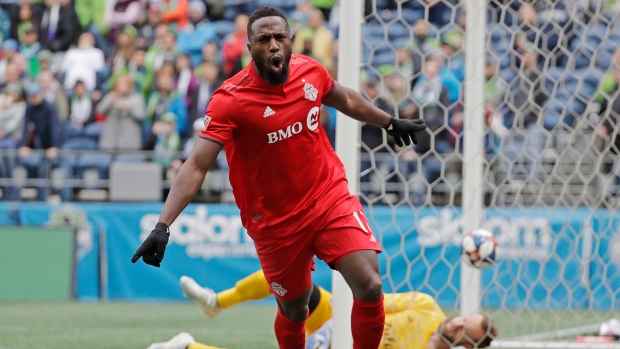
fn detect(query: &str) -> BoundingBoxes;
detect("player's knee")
[355,277,383,302]
[280,304,309,322]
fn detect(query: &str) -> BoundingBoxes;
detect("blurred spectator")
[438,35,465,83]
[0,82,25,149]
[144,72,187,148]
[15,81,62,201]
[189,60,220,131]
[97,74,145,151]
[1,62,22,92]
[145,23,169,71]
[501,44,546,178]
[424,0,455,28]
[359,74,397,199]
[160,0,189,30]
[395,48,414,93]
[16,3,36,43]
[177,0,216,67]
[39,70,69,122]
[485,55,506,109]
[0,39,18,85]
[146,27,177,72]
[73,0,108,43]
[174,53,198,108]
[137,4,163,47]
[411,55,449,123]
[104,0,144,30]
[519,0,577,67]
[288,0,312,38]
[108,25,137,71]
[0,1,18,41]
[0,82,24,198]
[595,49,620,158]
[18,23,41,78]
[35,49,56,76]
[61,32,105,93]
[152,111,181,169]
[505,45,545,132]
[0,7,10,44]
[222,13,248,77]
[67,80,96,136]
[201,40,222,70]
[106,45,154,98]
[292,9,334,70]
[406,20,438,88]
[34,0,81,53]
[169,117,203,176]
[310,0,335,23]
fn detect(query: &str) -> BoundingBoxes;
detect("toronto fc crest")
[271,282,287,296]
[302,79,318,101]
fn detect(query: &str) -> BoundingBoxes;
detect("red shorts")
[249,195,382,302]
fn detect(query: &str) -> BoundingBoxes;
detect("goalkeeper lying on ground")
[147,271,497,349]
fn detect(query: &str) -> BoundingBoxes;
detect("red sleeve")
[199,89,238,145]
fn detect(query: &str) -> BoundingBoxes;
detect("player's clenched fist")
[131,222,170,267]
[383,117,427,147]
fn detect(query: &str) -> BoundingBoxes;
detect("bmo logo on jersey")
[267,107,320,144]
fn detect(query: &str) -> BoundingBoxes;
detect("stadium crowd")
[0,0,618,203]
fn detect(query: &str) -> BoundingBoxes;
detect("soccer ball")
[461,229,499,269]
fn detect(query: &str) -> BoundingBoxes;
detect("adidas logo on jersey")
[263,106,275,117]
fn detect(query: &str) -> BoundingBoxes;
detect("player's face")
[435,314,486,349]
[247,16,292,86]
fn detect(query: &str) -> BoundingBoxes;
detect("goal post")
[333,0,363,348]
[460,0,487,316]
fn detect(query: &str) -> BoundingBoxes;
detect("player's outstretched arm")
[322,80,392,128]
[132,137,222,267]
[322,81,426,146]
[158,137,222,225]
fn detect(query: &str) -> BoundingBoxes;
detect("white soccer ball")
[461,229,499,269]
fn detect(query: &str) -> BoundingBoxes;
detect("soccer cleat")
[146,332,195,349]
[180,276,222,318]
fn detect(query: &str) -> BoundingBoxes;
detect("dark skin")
[156,16,392,322]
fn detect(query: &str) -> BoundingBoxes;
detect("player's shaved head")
[247,6,288,37]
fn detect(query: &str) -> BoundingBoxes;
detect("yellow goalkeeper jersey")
[379,292,447,349]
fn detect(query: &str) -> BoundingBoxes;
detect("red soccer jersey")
[199,54,351,236]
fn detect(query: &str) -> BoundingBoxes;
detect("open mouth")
[270,55,283,72]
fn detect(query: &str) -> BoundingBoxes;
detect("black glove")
[383,117,427,147]
[131,222,170,267]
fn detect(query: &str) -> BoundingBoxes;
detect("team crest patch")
[271,282,287,296]
[202,116,211,131]
[302,79,318,101]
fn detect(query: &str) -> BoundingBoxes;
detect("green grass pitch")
[0,302,278,349]
[0,301,609,348]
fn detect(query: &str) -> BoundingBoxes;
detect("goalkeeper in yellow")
[147,271,497,349]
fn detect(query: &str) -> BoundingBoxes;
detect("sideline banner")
[3,203,620,309]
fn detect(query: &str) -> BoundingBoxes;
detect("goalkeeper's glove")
[131,222,170,267]
[383,117,427,147]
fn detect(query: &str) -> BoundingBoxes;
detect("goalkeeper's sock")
[351,295,385,349]
[306,286,333,334]
[188,343,224,349]
[217,270,271,308]
[274,308,306,349]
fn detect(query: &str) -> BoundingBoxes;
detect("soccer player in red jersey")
[132,6,426,349]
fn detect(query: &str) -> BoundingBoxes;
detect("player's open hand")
[384,117,427,147]
[131,222,170,267]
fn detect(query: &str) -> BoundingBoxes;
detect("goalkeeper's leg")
[180,270,271,318]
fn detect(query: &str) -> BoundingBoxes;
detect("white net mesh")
[357,0,620,347]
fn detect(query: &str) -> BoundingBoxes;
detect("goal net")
[341,0,620,347]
